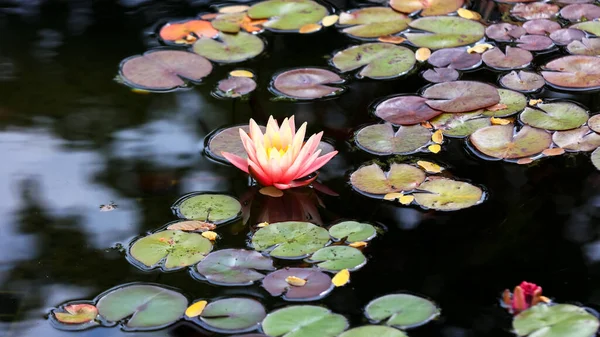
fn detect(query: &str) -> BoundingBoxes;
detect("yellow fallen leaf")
[517,158,534,165]
[432,130,443,144]
[285,276,307,287]
[540,296,551,303]
[467,43,494,54]
[299,23,322,34]
[529,98,543,106]
[230,70,254,78]
[260,186,284,197]
[383,192,404,201]
[332,269,350,287]
[428,144,441,153]
[218,5,250,13]
[167,220,216,231]
[185,300,207,318]
[486,103,508,111]
[490,117,512,125]
[421,121,433,129]
[543,148,565,156]
[202,231,218,241]
[398,194,415,205]
[378,35,406,44]
[417,160,443,173]
[321,14,339,27]
[457,8,482,20]
[131,88,150,94]
[257,222,269,228]
[349,241,368,248]
[415,47,431,61]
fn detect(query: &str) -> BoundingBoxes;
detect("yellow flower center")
[267,145,290,159]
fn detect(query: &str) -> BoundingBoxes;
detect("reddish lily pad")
[374,96,443,125]
[390,0,463,16]
[430,111,491,138]
[247,0,328,31]
[422,67,459,83]
[338,7,411,39]
[54,304,98,324]
[557,0,595,3]
[470,125,552,160]
[350,163,426,196]
[552,126,600,151]
[560,4,600,21]
[331,43,416,79]
[262,268,333,301]
[542,55,600,90]
[405,16,485,49]
[217,77,257,98]
[550,28,585,45]
[482,47,533,70]
[195,249,275,286]
[193,32,264,63]
[272,68,344,99]
[523,19,561,35]
[520,102,588,131]
[516,35,554,51]
[355,123,433,155]
[485,23,526,42]
[198,298,266,334]
[588,115,600,133]
[511,3,559,20]
[571,21,600,36]
[567,37,600,56]
[119,50,212,91]
[159,19,218,43]
[427,48,482,70]
[422,81,501,113]
[499,70,545,92]
[482,89,527,117]
[413,179,484,211]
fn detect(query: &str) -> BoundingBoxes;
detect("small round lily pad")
[413,178,484,211]
[428,47,482,70]
[430,111,491,138]
[520,102,588,131]
[198,298,266,334]
[513,304,599,337]
[542,56,600,90]
[482,47,533,70]
[251,221,330,259]
[588,115,600,133]
[374,96,443,125]
[172,193,242,224]
[247,0,328,32]
[331,43,416,79]
[365,294,440,329]
[470,125,552,160]
[405,16,485,49]
[329,221,377,242]
[262,268,334,301]
[422,68,459,83]
[486,23,526,42]
[261,305,349,337]
[350,163,426,196]
[355,123,432,155]
[216,77,257,98]
[195,249,275,286]
[193,32,264,63]
[338,7,411,39]
[516,35,554,51]
[500,70,545,92]
[272,68,344,99]
[552,126,600,152]
[422,81,501,113]
[339,326,407,337]
[53,304,98,325]
[307,246,366,272]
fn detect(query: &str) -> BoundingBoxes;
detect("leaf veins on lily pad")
[251,221,330,259]
[331,43,416,79]
[272,68,345,99]
[338,7,411,39]
[198,298,266,334]
[405,16,485,50]
[193,32,264,63]
[365,293,440,329]
[470,125,552,160]
[261,305,348,337]
[513,304,599,337]
[355,123,432,155]
[520,102,588,131]
[390,0,463,16]
[413,178,484,211]
[350,163,426,196]
[262,268,334,301]
[195,249,275,286]
[422,81,501,113]
[247,0,328,32]
[374,96,443,125]
[516,35,554,52]
[482,47,533,70]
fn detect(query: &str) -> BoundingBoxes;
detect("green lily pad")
[338,7,411,39]
[261,305,349,337]
[390,0,463,16]
[199,298,266,334]
[96,284,188,330]
[53,304,98,325]
[251,221,330,259]
[307,246,366,272]
[552,126,600,152]
[373,96,443,125]
[513,304,599,337]
[520,102,588,131]
[129,230,213,270]
[482,89,527,117]
[328,221,377,242]
[355,123,432,155]
[405,16,485,49]
[470,125,552,160]
[500,70,545,93]
[430,111,491,138]
[592,147,600,170]
[413,178,484,211]
[571,21,600,36]
[331,43,416,79]
[193,32,264,63]
[365,294,440,329]
[338,326,408,337]
[262,268,334,301]
[172,193,242,223]
[206,125,266,163]
[422,81,501,113]
[542,56,600,90]
[350,163,426,196]
[195,249,275,286]
[247,0,328,31]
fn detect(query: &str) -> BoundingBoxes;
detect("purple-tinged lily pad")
[516,35,554,51]
[405,16,485,50]
[355,123,433,155]
[552,126,600,151]
[247,0,328,32]
[374,96,443,125]
[193,32,264,63]
[560,4,600,21]
[541,55,600,90]
[482,47,533,70]
[486,23,526,42]
[262,268,333,301]
[198,298,266,334]
[195,249,275,286]
[592,147,600,170]
[54,304,98,325]
[430,111,491,138]
[306,246,366,272]
[500,70,545,92]
[523,19,561,35]
[520,102,588,131]
[217,77,257,98]
[557,0,594,3]
[422,81,501,113]
[272,68,344,99]
[119,50,212,91]
[390,0,463,16]
[549,28,585,45]
[511,3,559,20]
[422,67,459,83]
[483,89,527,117]
[567,37,600,56]
[331,43,416,79]
[350,163,426,196]
[571,21,600,36]
[428,48,482,70]
[470,125,552,160]
[338,7,411,39]
[588,115,600,133]
[206,125,266,163]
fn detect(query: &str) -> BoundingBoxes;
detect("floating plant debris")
[247,0,328,32]
[307,246,366,272]
[427,47,481,70]
[216,76,257,98]
[185,301,207,318]
[197,298,266,334]
[159,19,218,43]
[271,68,344,99]
[251,221,330,259]
[482,47,533,70]
[422,81,501,113]
[206,125,266,163]
[195,249,275,286]
[405,16,485,49]
[261,305,348,337]
[415,48,431,62]
[499,70,545,92]
[328,221,376,242]
[193,32,264,63]
[374,96,443,125]
[413,178,483,211]
[365,293,440,329]
[332,269,350,287]
[552,126,600,152]
[331,43,416,79]
[354,123,432,155]
[512,304,599,337]
[422,67,459,83]
[470,125,552,160]
[350,163,426,196]
[53,304,98,324]
[338,7,411,39]
[339,326,407,337]
[172,193,242,223]
[262,268,334,300]
[166,220,216,232]
[389,0,463,16]
[520,102,588,131]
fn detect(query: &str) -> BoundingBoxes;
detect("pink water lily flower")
[222,116,338,190]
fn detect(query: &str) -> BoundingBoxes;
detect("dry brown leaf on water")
[230,70,254,78]
[486,103,508,111]
[490,117,512,125]
[185,301,207,318]
[428,144,442,153]
[218,5,250,13]
[421,121,433,129]
[378,36,406,44]
[260,186,284,197]
[457,8,482,21]
[517,158,534,165]
[201,231,218,241]
[543,148,565,156]
[285,276,307,287]
[468,43,494,54]
[167,220,216,231]
[529,98,543,106]
[416,47,432,61]
[322,14,339,27]
[299,23,322,34]
[349,241,368,248]
[241,16,267,33]
[257,222,269,228]
[432,130,444,144]
[332,269,350,287]
[417,160,443,173]
[200,13,219,20]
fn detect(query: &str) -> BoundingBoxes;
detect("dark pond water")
[2,0,600,336]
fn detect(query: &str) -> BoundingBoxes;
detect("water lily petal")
[221,152,250,173]
[296,151,338,178]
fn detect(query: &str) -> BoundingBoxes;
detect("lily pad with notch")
[355,123,433,155]
[571,21,600,36]
[195,249,275,286]
[422,81,501,113]
[550,28,585,46]
[338,7,411,39]
[373,96,443,125]
[405,16,485,50]
[389,0,463,16]
[262,268,334,301]
[329,221,377,243]
[482,89,527,117]
[500,70,545,92]
[339,326,407,337]
[511,3,559,20]
[482,47,533,70]
[513,304,599,337]
[261,305,349,337]
[206,125,266,163]
[172,193,242,224]
[422,68,459,83]
[567,38,600,56]
[119,50,213,91]
[193,32,264,63]
[365,293,440,329]
[51,303,98,328]
[247,0,328,32]
[430,111,491,138]
[516,35,554,52]
[196,298,266,334]
[542,56,600,90]
[523,19,561,35]
[350,163,426,196]
[271,68,345,99]
[427,47,482,70]
[520,102,588,131]
[560,4,600,21]
[216,76,257,98]
[251,221,330,259]
[307,246,366,272]
[331,43,416,79]
[485,23,526,42]
[552,126,600,151]
[470,125,552,160]
[413,178,484,211]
